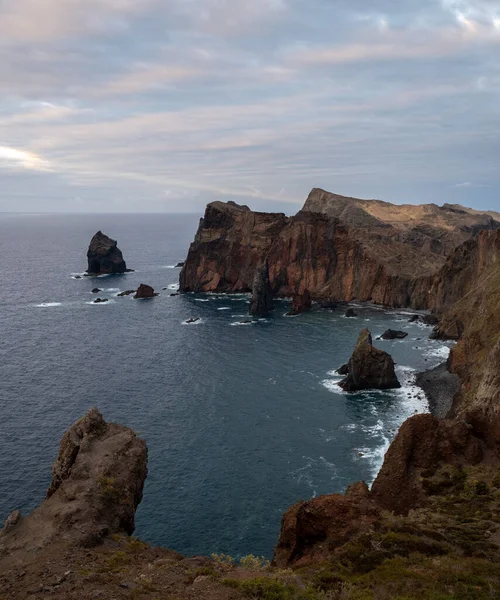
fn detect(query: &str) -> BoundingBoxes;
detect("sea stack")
[288,290,312,316]
[340,329,400,391]
[86,231,131,275]
[249,259,274,317]
[134,284,159,299]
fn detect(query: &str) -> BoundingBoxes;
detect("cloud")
[0,146,50,171]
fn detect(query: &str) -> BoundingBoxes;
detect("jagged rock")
[380,329,408,340]
[340,329,400,391]
[86,231,132,275]
[273,481,380,568]
[134,284,158,299]
[185,318,200,324]
[93,298,108,304]
[423,314,439,326]
[287,290,312,316]
[180,189,499,307]
[170,293,179,297]
[249,260,274,317]
[91,288,102,294]
[345,308,358,318]
[0,408,147,549]
[118,290,136,297]
[337,364,349,375]
[1,511,22,536]
[175,262,185,268]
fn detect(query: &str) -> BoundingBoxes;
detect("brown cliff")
[180,189,499,308]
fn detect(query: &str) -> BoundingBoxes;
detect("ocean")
[0,213,452,558]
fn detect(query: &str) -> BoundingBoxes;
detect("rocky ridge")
[180,189,500,308]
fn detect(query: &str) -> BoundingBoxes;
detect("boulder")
[249,259,274,317]
[340,329,401,391]
[423,314,439,326]
[380,329,408,340]
[118,290,136,297]
[408,314,421,323]
[86,231,132,275]
[318,300,338,310]
[93,298,108,304]
[345,308,358,318]
[134,284,158,299]
[287,290,312,316]
[91,288,102,294]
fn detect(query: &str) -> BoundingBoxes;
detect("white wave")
[105,288,120,292]
[195,298,209,302]
[217,307,231,311]
[231,314,246,318]
[321,378,343,393]
[168,283,180,291]
[424,346,451,360]
[162,265,177,269]
[230,320,254,326]
[36,302,62,308]
[86,299,115,306]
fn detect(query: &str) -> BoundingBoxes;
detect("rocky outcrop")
[287,290,312,316]
[180,189,499,308]
[134,284,158,299]
[249,260,274,317]
[86,231,131,275]
[0,408,147,550]
[273,481,381,568]
[371,413,484,514]
[380,329,408,340]
[340,329,400,391]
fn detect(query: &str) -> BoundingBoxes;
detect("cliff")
[180,189,499,308]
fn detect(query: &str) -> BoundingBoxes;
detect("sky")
[0,0,499,214]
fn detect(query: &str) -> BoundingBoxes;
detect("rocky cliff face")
[180,189,499,308]
[1,408,147,551]
[86,231,131,275]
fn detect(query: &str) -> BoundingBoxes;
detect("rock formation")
[86,231,131,275]
[134,284,159,299]
[345,308,358,317]
[249,260,274,317]
[380,329,408,340]
[180,189,500,308]
[340,329,400,391]
[0,408,147,550]
[287,290,312,316]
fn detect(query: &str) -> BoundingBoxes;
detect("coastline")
[416,362,460,418]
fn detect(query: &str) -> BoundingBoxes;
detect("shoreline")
[416,362,460,419]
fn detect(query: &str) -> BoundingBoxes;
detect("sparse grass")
[240,554,271,570]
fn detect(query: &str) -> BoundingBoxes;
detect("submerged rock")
[287,290,312,316]
[134,284,159,299]
[185,317,200,324]
[345,308,358,318]
[380,329,408,340]
[249,259,274,317]
[175,262,185,268]
[319,299,338,310]
[118,289,136,297]
[340,329,400,391]
[93,298,108,304]
[91,288,102,294]
[86,231,132,276]
[408,314,421,323]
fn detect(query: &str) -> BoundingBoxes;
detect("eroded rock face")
[249,260,274,317]
[273,481,381,568]
[371,414,484,514]
[0,408,147,549]
[288,290,312,316]
[180,189,500,308]
[340,329,400,391]
[134,284,158,299]
[86,231,131,275]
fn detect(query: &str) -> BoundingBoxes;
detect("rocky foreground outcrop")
[86,231,131,275]
[0,408,147,551]
[339,329,400,391]
[180,189,500,308]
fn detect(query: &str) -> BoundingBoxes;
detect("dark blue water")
[0,213,452,558]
